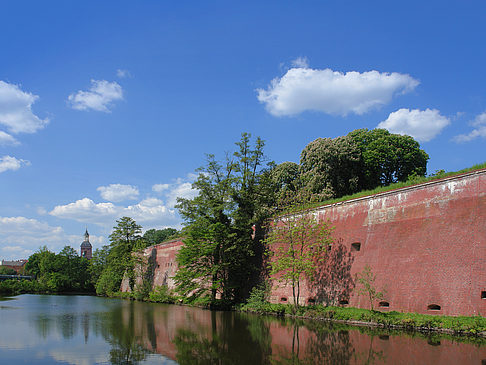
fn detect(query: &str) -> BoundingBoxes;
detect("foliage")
[0,279,45,295]
[23,245,92,293]
[175,133,275,304]
[299,129,429,201]
[96,217,143,296]
[356,265,386,311]
[143,228,179,246]
[0,266,17,275]
[148,285,177,303]
[348,128,429,188]
[300,135,362,200]
[266,197,333,310]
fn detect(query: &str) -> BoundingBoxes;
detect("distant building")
[80,229,93,259]
[0,259,28,274]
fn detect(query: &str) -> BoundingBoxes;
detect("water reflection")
[1,295,485,365]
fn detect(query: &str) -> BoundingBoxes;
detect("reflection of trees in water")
[101,301,150,365]
[353,335,385,365]
[271,320,355,365]
[174,311,273,365]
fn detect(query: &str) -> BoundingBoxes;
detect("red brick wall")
[129,169,486,317]
[270,169,486,316]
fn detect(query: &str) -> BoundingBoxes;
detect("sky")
[0,1,485,260]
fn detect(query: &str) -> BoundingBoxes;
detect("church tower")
[80,228,93,259]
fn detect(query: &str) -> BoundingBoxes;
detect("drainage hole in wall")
[351,242,361,252]
[481,291,486,299]
[307,298,316,304]
[280,297,287,302]
[339,299,349,305]
[378,301,390,308]
[427,304,441,311]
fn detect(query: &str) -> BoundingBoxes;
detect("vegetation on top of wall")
[282,161,486,215]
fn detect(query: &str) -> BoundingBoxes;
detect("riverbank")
[238,301,486,340]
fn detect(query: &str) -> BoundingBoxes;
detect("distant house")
[80,229,93,259]
[0,259,28,274]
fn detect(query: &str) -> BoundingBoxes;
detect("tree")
[299,129,429,201]
[266,198,333,310]
[0,266,17,275]
[348,128,429,188]
[96,217,143,295]
[175,133,274,303]
[143,228,178,246]
[356,265,386,311]
[299,135,362,201]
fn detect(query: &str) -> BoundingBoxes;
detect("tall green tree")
[175,133,274,303]
[96,217,143,295]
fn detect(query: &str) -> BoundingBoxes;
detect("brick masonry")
[125,169,486,316]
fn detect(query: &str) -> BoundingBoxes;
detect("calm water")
[0,295,484,364]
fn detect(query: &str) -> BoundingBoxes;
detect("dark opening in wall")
[379,335,389,341]
[280,297,287,302]
[481,291,486,299]
[427,304,441,311]
[339,299,349,305]
[351,242,361,252]
[379,301,390,308]
[307,298,315,304]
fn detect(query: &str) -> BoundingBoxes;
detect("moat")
[0,294,485,364]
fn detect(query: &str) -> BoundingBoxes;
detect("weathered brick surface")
[129,169,486,316]
[271,169,486,316]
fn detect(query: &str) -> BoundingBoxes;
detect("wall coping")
[283,168,486,218]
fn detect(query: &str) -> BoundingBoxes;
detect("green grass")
[238,301,486,338]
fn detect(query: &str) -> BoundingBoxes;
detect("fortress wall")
[270,169,486,316]
[128,169,486,316]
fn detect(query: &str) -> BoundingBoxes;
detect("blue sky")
[1,1,485,260]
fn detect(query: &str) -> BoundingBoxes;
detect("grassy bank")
[238,301,486,338]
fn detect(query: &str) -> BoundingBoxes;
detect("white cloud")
[291,57,309,68]
[0,131,19,145]
[97,183,139,202]
[166,182,198,207]
[49,197,178,226]
[152,179,198,207]
[152,183,170,193]
[453,112,486,142]
[0,216,105,260]
[68,80,123,112]
[0,80,49,134]
[257,67,419,117]
[116,69,131,78]
[0,155,30,173]
[377,108,450,142]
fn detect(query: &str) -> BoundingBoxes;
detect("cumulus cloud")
[291,57,309,68]
[0,216,105,260]
[377,108,450,142]
[0,131,18,145]
[0,155,30,173]
[0,80,49,134]
[49,197,177,226]
[97,183,139,202]
[68,80,123,112]
[152,178,198,207]
[257,67,419,117]
[152,183,170,193]
[453,112,486,143]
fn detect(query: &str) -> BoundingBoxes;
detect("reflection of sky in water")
[0,295,176,365]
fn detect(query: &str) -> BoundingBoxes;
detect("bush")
[148,285,176,304]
